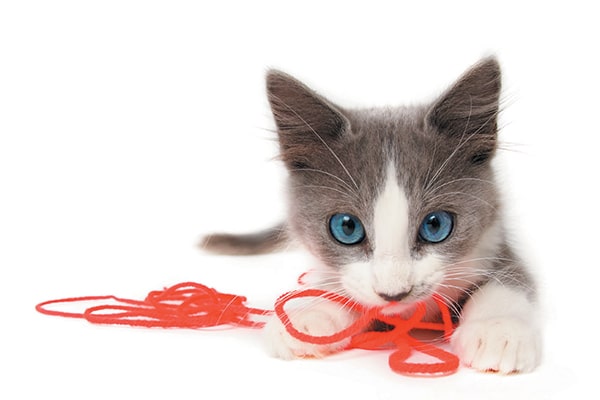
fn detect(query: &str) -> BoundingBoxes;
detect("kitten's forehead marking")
[372,162,410,260]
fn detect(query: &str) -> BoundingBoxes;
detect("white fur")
[263,300,354,359]
[371,163,412,296]
[452,283,541,374]
[265,162,541,372]
[341,163,445,306]
[434,219,504,316]
[373,164,410,259]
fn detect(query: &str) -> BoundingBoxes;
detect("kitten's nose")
[377,291,411,302]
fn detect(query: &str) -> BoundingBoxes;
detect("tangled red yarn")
[36,281,459,376]
[36,282,269,329]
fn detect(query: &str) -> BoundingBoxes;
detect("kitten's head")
[268,58,503,307]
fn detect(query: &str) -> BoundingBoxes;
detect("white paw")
[452,316,541,374]
[263,303,354,360]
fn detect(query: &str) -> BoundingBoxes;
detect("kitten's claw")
[263,303,353,360]
[452,316,541,374]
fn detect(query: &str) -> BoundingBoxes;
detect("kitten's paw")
[263,304,353,360]
[452,317,541,374]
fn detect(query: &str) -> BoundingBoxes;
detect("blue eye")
[329,213,365,245]
[419,211,454,243]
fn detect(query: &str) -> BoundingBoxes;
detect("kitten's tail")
[199,223,292,256]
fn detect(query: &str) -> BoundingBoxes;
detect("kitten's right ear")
[426,57,502,164]
[266,70,349,168]
[427,57,502,137]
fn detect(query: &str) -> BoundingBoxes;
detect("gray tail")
[199,223,291,256]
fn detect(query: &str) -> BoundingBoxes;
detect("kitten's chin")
[380,302,418,316]
[347,291,420,316]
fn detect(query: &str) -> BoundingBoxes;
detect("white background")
[1,1,598,399]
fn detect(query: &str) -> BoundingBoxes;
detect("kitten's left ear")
[266,70,350,169]
[426,57,502,163]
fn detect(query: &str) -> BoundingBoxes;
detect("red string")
[36,281,459,376]
[274,289,458,376]
[35,282,269,329]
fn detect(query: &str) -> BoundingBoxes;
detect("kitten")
[202,57,541,374]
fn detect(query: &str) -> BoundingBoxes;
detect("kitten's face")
[268,59,502,307]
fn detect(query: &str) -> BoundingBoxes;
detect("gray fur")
[201,224,290,255]
[202,57,535,299]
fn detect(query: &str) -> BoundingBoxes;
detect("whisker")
[443,260,536,293]
[271,94,360,192]
[291,184,360,202]
[423,177,495,199]
[425,97,475,191]
[290,167,359,196]
[430,289,463,319]
[425,191,497,210]
[425,106,498,192]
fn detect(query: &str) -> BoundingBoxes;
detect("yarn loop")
[36,280,459,376]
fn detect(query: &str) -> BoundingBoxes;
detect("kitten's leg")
[264,300,356,360]
[451,282,542,374]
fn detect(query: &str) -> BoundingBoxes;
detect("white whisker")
[272,94,360,192]
[423,177,495,199]
[426,191,497,210]
[425,103,498,193]
[290,167,359,196]
[291,184,359,202]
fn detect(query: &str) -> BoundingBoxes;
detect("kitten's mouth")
[377,288,440,316]
[376,288,413,303]
[344,283,436,310]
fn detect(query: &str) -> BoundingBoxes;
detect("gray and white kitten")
[203,57,541,374]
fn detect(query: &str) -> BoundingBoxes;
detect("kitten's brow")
[426,191,497,210]
[290,167,359,196]
[423,177,495,199]
[291,184,360,202]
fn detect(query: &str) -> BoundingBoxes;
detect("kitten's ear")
[426,57,501,163]
[266,70,350,168]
